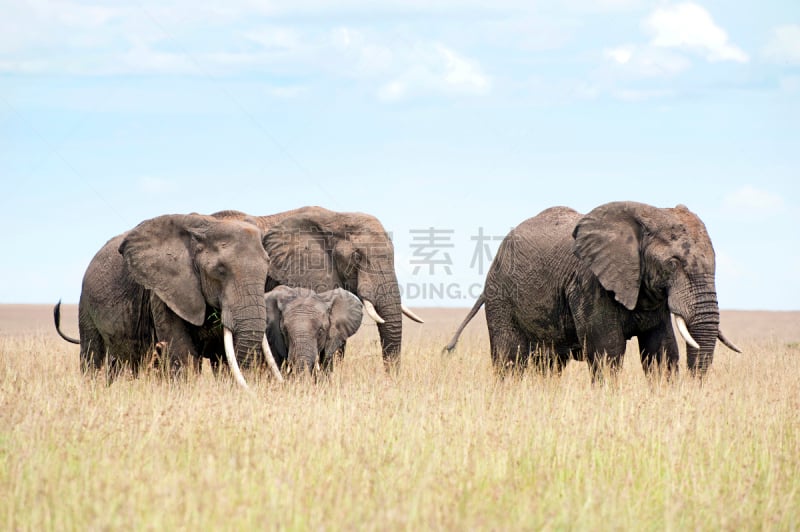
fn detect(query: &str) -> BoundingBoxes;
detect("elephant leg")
[106,354,124,385]
[78,317,106,376]
[150,296,196,380]
[210,356,221,376]
[570,294,626,384]
[486,302,530,376]
[638,320,680,378]
[580,330,626,384]
[547,348,570,376]
[320,352,335,374]
[80,337,105,376]
[489,325,530,377]
[130,357,141,378]
[529,343,568,376]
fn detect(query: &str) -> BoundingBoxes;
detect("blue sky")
[1,0,798,309]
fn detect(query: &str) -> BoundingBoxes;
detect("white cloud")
[601,2,748,89]
[612,88,675,101]
[328,27,394,76]
[244,27,303,52]
[436,45,491,93]
[644,3,748,63]
[378,80,408,101]
[723,185,785,214]
[605,46,634,64]
[0,2,491,103]
[603,45,691,76]
[377,43,490,102]
[763,24,800,64]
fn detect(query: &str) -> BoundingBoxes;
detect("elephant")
[264,286,363,375]
[212,207,424,373]
[445,201,741,381]
[53,213,283,389]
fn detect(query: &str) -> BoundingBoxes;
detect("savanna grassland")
[1,305,799,530]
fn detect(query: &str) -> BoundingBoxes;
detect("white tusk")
[262,335,284,383]
[363,300,385,324]
[224,327,253,393]
[673,314,700,349]
[401,304,424,324]
[718,329,742,353]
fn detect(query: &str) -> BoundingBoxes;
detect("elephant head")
[264,286,363,375]
[262,207,422,372]
[119,214,281,387]
[572,202,740,376]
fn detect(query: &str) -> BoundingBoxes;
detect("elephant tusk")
[718,329,742,353]
[401,304,425,324]
[262,334,284,383]
[363,300,385,324]
[223,328,253,393]
[673,314,700,349]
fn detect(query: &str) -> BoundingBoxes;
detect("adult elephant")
[54,214,283,389]
[213,207,423,373]
[264,286,363,375]
[445,202,740,381]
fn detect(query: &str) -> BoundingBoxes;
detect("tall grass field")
[1,305,798,530]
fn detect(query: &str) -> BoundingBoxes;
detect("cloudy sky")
[1,0,798,309]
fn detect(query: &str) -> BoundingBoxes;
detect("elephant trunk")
[374,293,402,373]
[223,288,269,371]
[685,298,720,378]
[670,275,720,377]
[685,321,719,377]
[287,334,319,376]
[233,323,264,370]
[357,273,402,373]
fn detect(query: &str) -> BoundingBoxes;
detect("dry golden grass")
[1,305,799,530]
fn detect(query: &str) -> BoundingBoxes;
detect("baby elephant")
[265,286,363,375]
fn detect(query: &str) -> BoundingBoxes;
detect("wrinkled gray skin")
[265,286,363,375]
[54,214,271,382]
[446,202,740,382]
[213,207,419,373]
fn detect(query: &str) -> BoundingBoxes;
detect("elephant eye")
[216,263,228,277]
[667,257,680,272]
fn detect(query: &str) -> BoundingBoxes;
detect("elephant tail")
[54,300,80,344]
[443,294,485,353]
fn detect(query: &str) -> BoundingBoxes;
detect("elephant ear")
[572,203,643,310]
[119,214,208,326]
[322,288,363,353]
[264,286,298,365]
[263,215,339,292]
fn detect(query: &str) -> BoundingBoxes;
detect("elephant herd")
[54,201,740,389]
